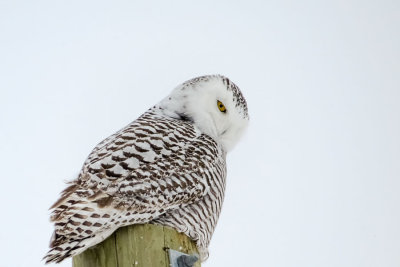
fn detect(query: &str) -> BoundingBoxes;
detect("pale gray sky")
[1,0,399,266]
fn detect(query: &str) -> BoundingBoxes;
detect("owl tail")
[43,234,89,264]
[43,224,118,264]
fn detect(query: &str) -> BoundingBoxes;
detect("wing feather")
[49,110,222,247]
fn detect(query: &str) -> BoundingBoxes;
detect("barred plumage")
[44,75,249,263]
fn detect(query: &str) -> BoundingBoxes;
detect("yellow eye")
[217,100,227,113]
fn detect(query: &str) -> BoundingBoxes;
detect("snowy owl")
[44,75,249,263]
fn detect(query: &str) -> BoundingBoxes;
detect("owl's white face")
[158,75,249,152]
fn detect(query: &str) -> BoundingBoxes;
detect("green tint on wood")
[72,224,201,267]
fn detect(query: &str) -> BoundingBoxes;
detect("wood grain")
[72,224,200,267]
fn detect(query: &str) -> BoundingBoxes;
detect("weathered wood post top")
[72,224,201,267]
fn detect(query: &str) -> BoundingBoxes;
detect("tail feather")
[43,226,117,264]
[43,239,86,264]
[44,183,151,263]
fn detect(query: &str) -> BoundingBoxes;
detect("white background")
[1,1,399,266]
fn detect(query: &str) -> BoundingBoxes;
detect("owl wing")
[45,110,224,263]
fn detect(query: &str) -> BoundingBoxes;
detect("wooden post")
[72,224,201,267]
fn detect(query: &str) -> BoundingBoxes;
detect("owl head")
[159,75,249,152]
